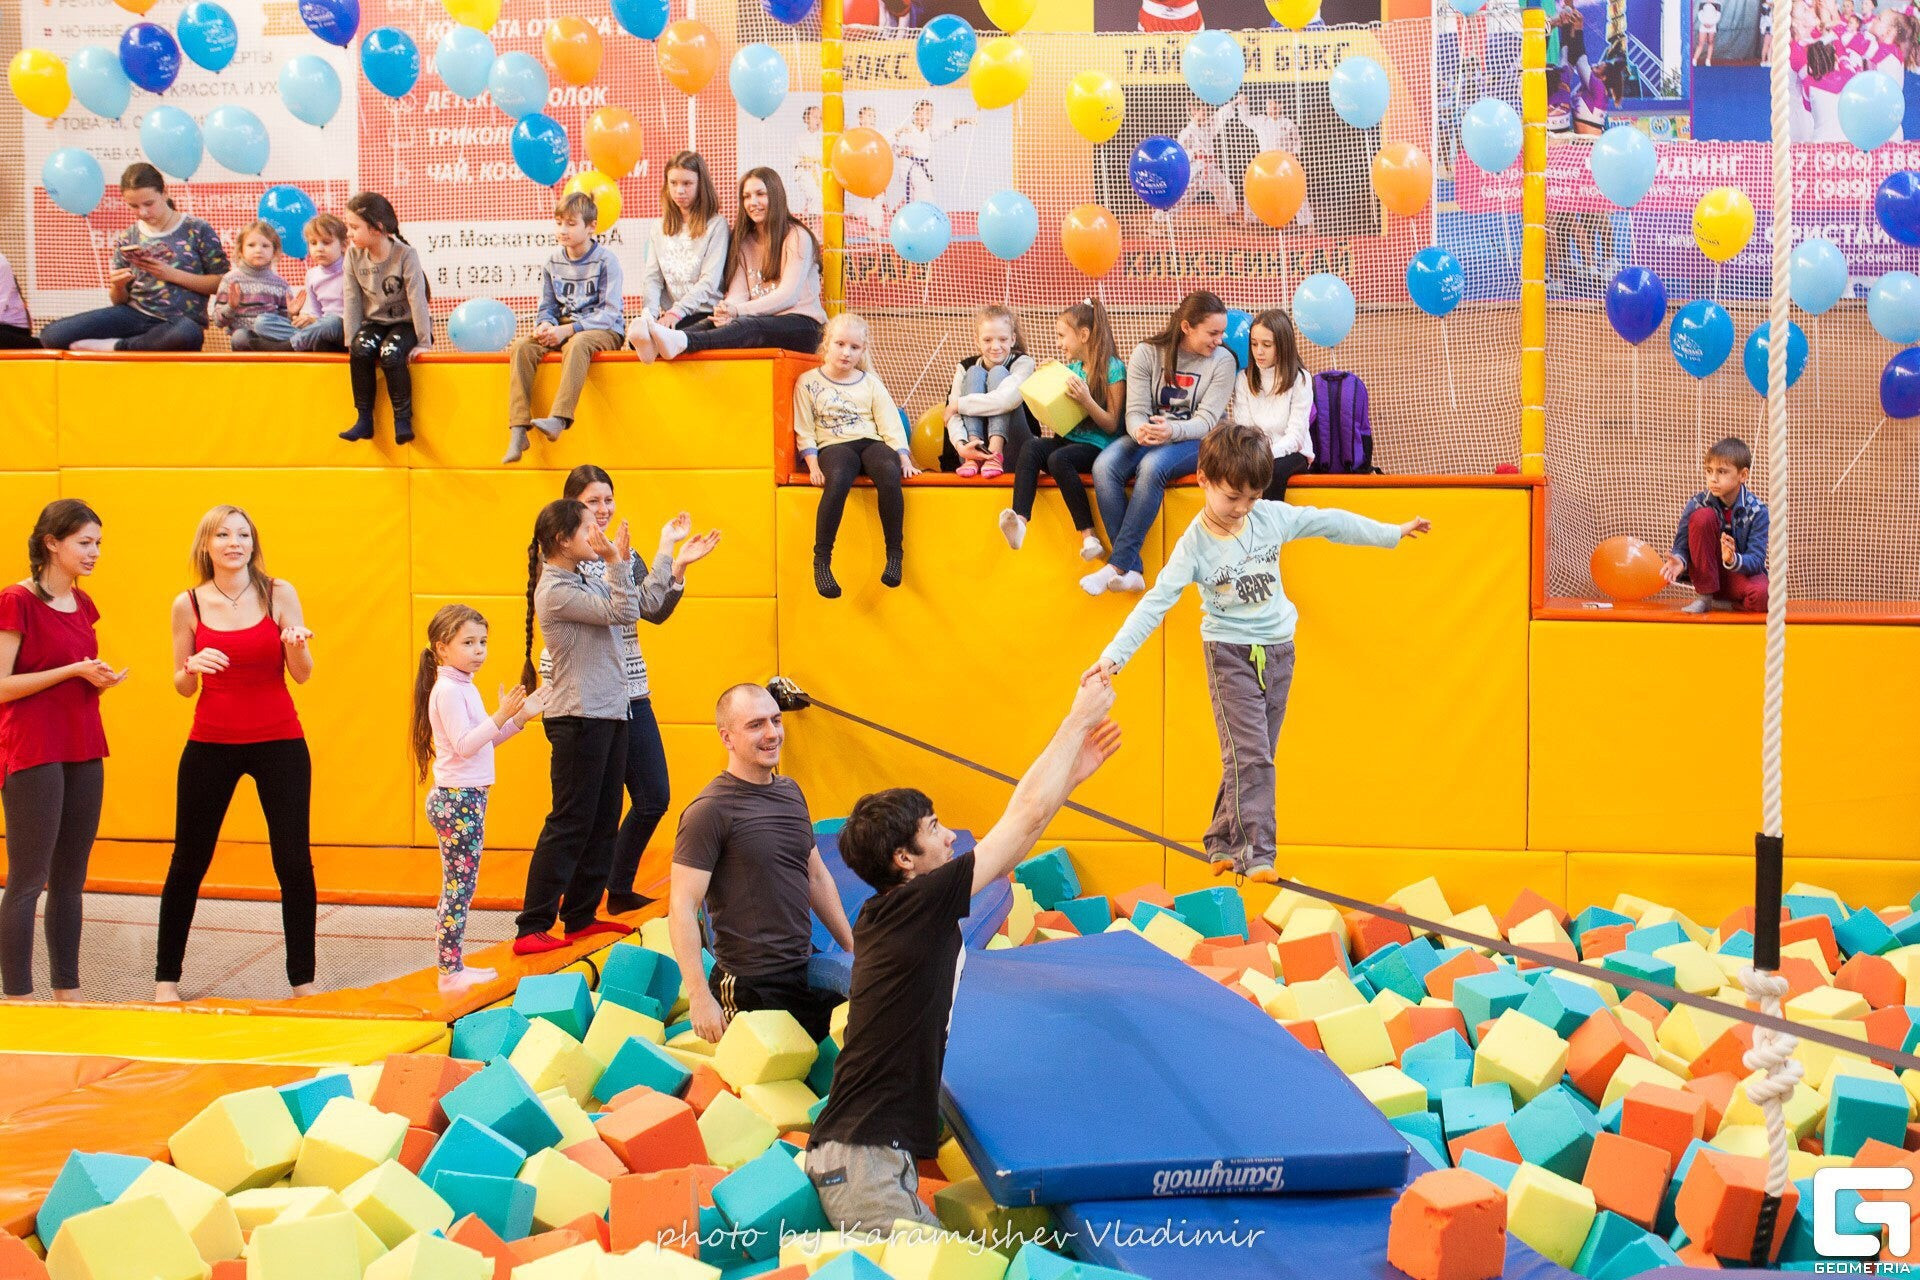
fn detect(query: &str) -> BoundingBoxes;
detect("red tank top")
[188,586,303,745]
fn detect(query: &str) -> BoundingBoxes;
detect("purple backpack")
[1308,369,1376,474]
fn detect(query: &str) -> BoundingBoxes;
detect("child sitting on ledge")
[1662,436,1770,614]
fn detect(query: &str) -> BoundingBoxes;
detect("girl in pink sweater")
[411,604,550,992]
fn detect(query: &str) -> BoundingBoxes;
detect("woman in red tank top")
[154,505,318,1003]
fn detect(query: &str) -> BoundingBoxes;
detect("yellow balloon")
[9,49,69,120]
[445,0,500,31]
[969,37,1031,111]
[565,169,623,227]
[981,0,1036,30]
[1066,70,1124,144]
[1265,0,1322,28]
[909,405,945,471]
[1693,186,1755,262]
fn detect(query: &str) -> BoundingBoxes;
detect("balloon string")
[1696,378,1704,455]
[1833,416,1886,493]
[1631,344,1639,438]
[902,334,947,406]
[1441,316,1457,412]
[1004,261,1011,307]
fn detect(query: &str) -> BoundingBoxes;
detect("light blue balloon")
[1743,321,1808,396]
[1328,56,1389,130]
[1839,69,1903,153]
[978,189,1037,260]
[435,26,495,100]
[1293,272,1356,347]
[1870,270,1920,344]
[70,47,131,120]
[204,105,269,175]
[729,44,787,120]
[1669,299,1734,378]
[259,185,317,259]
[611,0,671,39]
[140,104,203,180]
[1449,0,1490,10]
[488,52,548,120]
[1181,30,1244,106]
[1589,125,1656,208]
[361,27,420,99]
[510,112,568,185]
[42,148,105,217]
[279,55,342,127]
[448,298,516,353]
[1460,97,1521,173]
[1223,308,1251,369]
[177,3,238,73]
[1406,245,1464,318]
[1790,237,1847,316]
[915,14,975,87]
[890,201,951,264]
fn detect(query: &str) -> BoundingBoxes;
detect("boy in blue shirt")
[1086,424,1428,881]
[1661,436,1770,614]
[504,191,627,464]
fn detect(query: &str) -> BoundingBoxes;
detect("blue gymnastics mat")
[941,931,1410,1206]
[805,828,1013,998]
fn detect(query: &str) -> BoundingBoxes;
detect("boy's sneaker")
[1080,564,1119,596]
[998,509,1027,550]
[533,415,567,441]
[1079,534,1104,561]
[1681,597,1711,614]
[1112,570,1146,593]
[503,426,530,464]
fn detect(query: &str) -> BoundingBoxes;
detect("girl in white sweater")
[629,151,729,359]
[1232,309,1314,498]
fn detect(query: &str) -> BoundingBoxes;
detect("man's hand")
[1069,669,1116,729]
[688,987,726,1044]
[1070,719,1122,788]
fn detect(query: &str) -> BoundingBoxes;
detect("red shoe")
[563,919,633,942]
[513,931,566,955]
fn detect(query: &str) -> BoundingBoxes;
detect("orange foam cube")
[1349,912,1416,960]
[610,1166,725,1256]
[1674,1148,1798,1263]
[1247,918,1280,946]
[1780,915,1840,973]
[1779,956,1828,1001]
[1867,1007,1917,1051]
[1501,890,1571,935]
[595,1091,708,1174]
[1674,1242,1724,1269]
[1621,1083,1709,1165]
[1619,991,1669,1034]
[1578,924,1631,961]
[1516,941,1578,972]
[915,1176,948,1210]
[372,1055,480,1133]
[1581,1132,1672,1229]
[1448,1124,1522,1169]
[559,1212,611,1251]
[1280,1020,1322,1051]
[1276,932,1347,983]
[1387,1168,1508,1280]
[447,1214,514,1280]
[1032,910,1080,935]
[1208,942,1275,979]
[398,1125,437,1175]
[562,1138,629,1182]
[1690,1024,1755,1080]
[684,1064,732,1114]
[1426,951,1497,1001]
[0,1234,49,1280]
[508,1229,592,1265]
[1111,885,1175,920]
[1685,1072,1740,1139]
[210,1262,244,1280]
[1567,1009,1650,1103]
[1839,954,1907,1011]
[1387,1007,1471,1065]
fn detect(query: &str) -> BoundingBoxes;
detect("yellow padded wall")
[1568,852,1920,923]
[58,360,366,469]
[0,472,60,551]
[2,357,58,471]
[1160,487,1530,851]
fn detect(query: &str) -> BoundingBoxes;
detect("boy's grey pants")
[1201,640,1296,873]
[806,1139,940,1236]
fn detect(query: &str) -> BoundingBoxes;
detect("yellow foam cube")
[830,1002,851,1044]
[1438,906,1504,955]
[340,1161,453,1249]
[1237,970,1284,1010]
[48,1195,211,1280]
[880,1220,1011,1280]
[1610,895,1655,923]
[364,1233,492,1280]
[1099,920,1140,939]
[1279,907,1348,948]
[1005,883,1039,946]
[1506,1163,1597,1268]
[713,1010,816,1089]
[1651,1047,1693,1079]
[517,1149,610,1232]
[1388,879,1451,936]
[1474,1011,1571,1105]
[1787,986,1871,1023]
[1614,1007,1660,1055]
[244,1212,359,1280]
[1901,1068,1920,1115]
[932,1177,1052,1248]
[1315,1003,1394,1074]
[1710,1124,1771,1158]
[1260,888,1314,932]
[1794,1019,1870,1090]
[1787,882,1843,904]
[510,1018,604,1107]
[1369,989,1417,1023]
[1290,972,1366,1019]
[740,1079,822,1133]
[169,1087,304,1194]
[780,1230,888,1272]
[1791,1151,1852,1181]
[937,1138,975,1184]
[1637,907,1710,949]
[1034,928,1077,943]
[229,1188,331,1235]
[582,1000,667,1068]
[1723,1071,1825,1141]
[1016,360,1089,437]
[635,917,675,956]
[597,1245,719,1280]
[1260,984,1300,1022]
[509,1242,604,1280]
[121,1163,242,1263]
[537,1086,600,1149]
[1600,1053,1688,1109]
[292,1096,408,1192]
[985,935,1015,950]
[1508,910,1571,949]
[318,1066,384,1104]
[1651,942,1722,995]
[1349,1066,1428,1118]
[1823,1057,1905,1101]
[1140,911,1204,961]
[261,1192,388,1273]
[1655,1003,1738,1063]
[695,1090,779,1170]
[1781,938,1834,980]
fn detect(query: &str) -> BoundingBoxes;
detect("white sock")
[69,338,118,352]
[627,319,656,363]
[1080,564,1118,597]
[1113,570,1146,593]
[1079,534,1104,561]
[998,509,1026,550]
[653,319,688,360]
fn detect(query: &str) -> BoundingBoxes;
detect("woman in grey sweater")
[627,150,730,359]
[1083,291,1237,595]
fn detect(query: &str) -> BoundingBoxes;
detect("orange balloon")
[1371,142,1432,218]
[544,16,603,87]
[587,107,643,180]
[1061,203,1122,279]
[113,0,158,11]
[1590,536,1667,601]
[657,20,719,95]
[831,127,894,200]
[1245,150,1306,229]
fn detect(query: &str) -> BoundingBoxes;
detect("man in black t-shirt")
[805,676,1122,1234]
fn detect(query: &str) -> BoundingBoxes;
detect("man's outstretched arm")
[971,677,1123,896]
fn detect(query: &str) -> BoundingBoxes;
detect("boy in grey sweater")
[505,192,628,463]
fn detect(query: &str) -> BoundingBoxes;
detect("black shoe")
[339,420,374,442]
[606,892,653,915]
[814,555,841,599]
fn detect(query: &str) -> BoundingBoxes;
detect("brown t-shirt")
[672,772,816,977]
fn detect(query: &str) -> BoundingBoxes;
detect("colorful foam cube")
[120,1163,242,1264]
[1389,879,1453,936]
[1057,896,1113,937]
[517,1149,611,1232]
[1457,1151,1517,1190]
[0,1233,49,1280]
[930,1177,1053,1250]
[514,973,596,1042]
[607,1244,719,1278]
[697,1091,780,1171]
[292,1096,408,1191]
[1351,1065,1430,1119]
[740,1080,821,1134]
[46,1196,209,1280]
[35,1153,152,1248]
[596,1036,694,1103]
[257,1189,388,1272]
[1012,848,1080,911]
[879,1222,1011,1280]
[806,1037,841,1099]
[1385,1167,1507,1280]
[1440,1083,1515,1142]
[582,1001,668,1071]
[509,1019,604,1107]
[537,1088,600,1149]
[1404,1056,1474,1110]
[274,1077,355,1136]
[1472,1010,1569,1105]
[419,1117,528,1188]
[1172,887,1247,941]
[1508,1089,1596,1182]
[340,1160,454,1249]
[1505,1162,1597,1268]
[601,943,684,1013]
[1277,932,1348,983]
[243,1212,361,1280]
[1570,1210,1653,1277]
[1825,1074,1912,1158]
[372,1055,477,1134]
[1517,976,1605,1040]
[451,1010,531,1064]
[597,1091,709,1174]
[712,1011,817,1090]
[1599,1054,1687,1110]
[610,1166,725,1256]
[1140,910,1204,961]
[361,1233,490,1280]
[1580,1132,1671,1229]
[169,1088,304,1195]
[1619,1084,1708,1165]
[503,1243,603,1280]
[442,1059,564,1155]
[711,1149,831,1262]
[1316,1002,1395,1074]
[1673,1147,1797,1263]
[1452,970,1531,1039]
[1837,907,1898,959]
[430,1172,536,1242]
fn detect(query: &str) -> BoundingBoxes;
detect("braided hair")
[26,499,102,602]
[520,499,591,691]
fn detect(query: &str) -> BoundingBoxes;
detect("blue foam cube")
[814,1256,893,1280]
[1574,1211,1658,1277]
[1452,968,1532,1040]
[512,972,594,1041]
[1601,950,1677,993]
[1458,1149,1518,1190]
[1781,1174,1868,1263]
[1439,1082,1514,1141]
[1824,1074,1911,1158]
[1014,847,1081,912]
[712,1148,831,1262]
[1403,1056,1473,1110]
[1785,894,1848,927]
[813,817,847,836]
[431,1171,536,1241]
[1396,935,1443,982]
[666,1019,693,1041]
[1404,1132,1452,1172]
[699,1203,754,1269]
[1511,1087,1597,1181]
[1837,907,1898,959]
[1623,921,1686,954]
[1351,973,1377,1001]
[1172,887,1247,940]
[808,1095,829,1125]
[276,1073,354,1133]
[1360,948,1426,1004]
[1519,974,1607,1038]
[597,1035,693,1101]
[1596,1098,1623,1134]
[1716,929,1755,959]
[1403,1029,1474,1065]
[1550,1081,1601,1124]
[806,1036,840,1097]
[419,1116,528,1187]
[602,943,683,1011]
[1390,1109,1444,1152]
[1130,902,1186,931]
[599,987,669,1022]
[1006,1243,1077,1280]
[1890,913,1920,948]
[1058,895,1114,937]
[1591,1235,1682,1280]
[439,1057,562,1155]
[450,1007,531,1062]
[37,1152,152,1245]
[1571,906,1633,944]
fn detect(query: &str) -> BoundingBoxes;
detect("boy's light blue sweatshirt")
[536,240,625,333]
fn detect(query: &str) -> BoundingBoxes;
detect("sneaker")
[606,892,654,915]
[1079,534,1104,561]
[533,415,567,442]
[955,460,981,478]
[512,931,566,955]
[628,320,656,363]
[980,453,1005,479]
[998,509,1027,550]
[1111,570,1146,593]
[503,426,530,464]
[1681,597,1711,614]
[563,919,634,942]
[437,965,498,993]
[1079,564,1119,596]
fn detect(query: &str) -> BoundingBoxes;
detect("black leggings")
[684,313,822,355]
[1265,452,1313,500]
[815,439,904,559]
[0,759,104,996]
[519,715,627,936]
[1012,437,1102,529]
[349,321,419,424]
[608,697,670,902]
[156,738,315,987]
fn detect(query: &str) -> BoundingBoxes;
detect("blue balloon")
[1605,266,1666,345]
[1223,308,1252,369]
[120,24,182,94]
[1876,171,1920,247]
[1790,237,1847,315]
[730,44,787,120]
[1869,271,1920,343]
[299,0,359,49]
[204,104,269,175]
[279,55,342,127]
[448,298,516,353]
[489,52,548,120]
[764,0,815,21]
[42,148,105,218]
[1406,246,1464,318]
[1450,0,1490,10]
[1293,273,1355,347]
[978,189,1037,260]
[1743,321,1809,396]
[361,27,419,99]
[1328,56,1389,129]
[1589,125,1656,209]
[611,0,670,39]
[177,3,238,73]
[140,104,203,180]
[1669,299,1734,379]
[1129,135,1190,211]
[1883,348,1920,418]
[259,185,318,259]
[1460,97,1521,173]
[70,47,131,119]
[510,112,568,185]
[915,14,975,87]
[890,201,951,263]
[435,26,495,100]
[1182,31,1244,106]
[1839,69,1902,152]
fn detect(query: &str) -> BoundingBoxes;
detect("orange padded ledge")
[1538,596,1920,625]
[781,471,1547,489]
[52,346,808,365]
